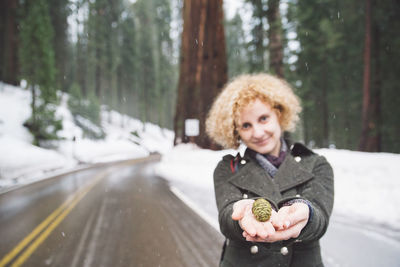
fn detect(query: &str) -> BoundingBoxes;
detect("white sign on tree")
[185,119,199,137]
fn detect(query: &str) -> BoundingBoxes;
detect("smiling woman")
[206,74,301,149]
[205,73,334,267]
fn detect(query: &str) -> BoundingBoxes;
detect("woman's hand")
[231,199,277,240]
[243,202,309,242]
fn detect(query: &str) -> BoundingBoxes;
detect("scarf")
[252,138,287,178]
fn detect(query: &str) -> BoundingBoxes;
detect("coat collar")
[273,153,314,192]
[228,160,277,198]
[228,149,314,196]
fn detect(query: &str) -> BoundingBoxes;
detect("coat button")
[243,193,248,199]
[294,156,301,162]
[240,159,246,165]
[250,245,259,254]
[295,194,301,197]
[280,246,289,255]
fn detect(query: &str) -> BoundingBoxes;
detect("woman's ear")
[233,128,241,147]
[274,103,283,113]
[273,105,283,120]
[236,136,241,148]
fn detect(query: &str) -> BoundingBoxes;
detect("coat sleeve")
[291,155,334,242]
[213,157,246,241]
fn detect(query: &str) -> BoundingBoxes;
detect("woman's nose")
[252,124,264,138]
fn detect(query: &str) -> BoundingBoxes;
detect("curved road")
[0,156,223,267]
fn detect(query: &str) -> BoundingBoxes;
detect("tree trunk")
[174,0,227,149]
[247,0,266,72]
[267,0,288,141]
[49,0,69,92]
[95,47,101,99]
[342,75,351,149]
[30,85,38,145]
[74,0,87,96]
[267,0,284,78]
[1,0,19,85]
[359,0,371,151]
[322,68,329,147]
[359,0,380,152]
[365,12,382,151]
[373,22,382,152]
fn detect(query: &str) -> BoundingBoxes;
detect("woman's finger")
[285,203,309,227]
[270,209,284,230]
[232,199,254,220]
[263,221,276,236]
[269,223,304,242]
[240,215,257,237]
[254,221,269,239]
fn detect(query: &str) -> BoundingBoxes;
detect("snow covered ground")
[1,81,400,241]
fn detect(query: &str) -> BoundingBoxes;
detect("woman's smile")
[253,137,270,146]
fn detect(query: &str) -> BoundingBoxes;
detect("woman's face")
[237,99,282,156]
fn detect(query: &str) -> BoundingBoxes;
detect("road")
[0,156,223,267]
[1,156,400,267]
[321,214,400,267]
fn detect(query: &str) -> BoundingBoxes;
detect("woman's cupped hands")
[232,199,309,243]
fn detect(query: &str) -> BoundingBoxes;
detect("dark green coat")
[214,143,334,267]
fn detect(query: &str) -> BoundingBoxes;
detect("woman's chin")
[251,145,271,154]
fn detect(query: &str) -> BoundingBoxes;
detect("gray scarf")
[254,138,287,178]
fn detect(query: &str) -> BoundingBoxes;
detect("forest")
[0,0,399,153]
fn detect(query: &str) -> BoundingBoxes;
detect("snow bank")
[317,149,400,231]
[0,135,71,187]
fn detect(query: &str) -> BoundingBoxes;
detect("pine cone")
[252,198,272,222]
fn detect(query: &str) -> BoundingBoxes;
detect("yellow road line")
[11,175,102,267]
[0,169,109,267]
[0,195,76,266]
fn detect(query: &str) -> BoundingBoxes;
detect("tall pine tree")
[19,0,62,146]
[134,0,159,126]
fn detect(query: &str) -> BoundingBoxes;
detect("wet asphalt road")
[320,215,400,267]
[2,155,400,267]
[0,156,224,267]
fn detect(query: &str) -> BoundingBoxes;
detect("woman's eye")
[260,115,269,122]
[242,123,251,129]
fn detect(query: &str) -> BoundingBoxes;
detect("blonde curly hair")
[206,73,301,149]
